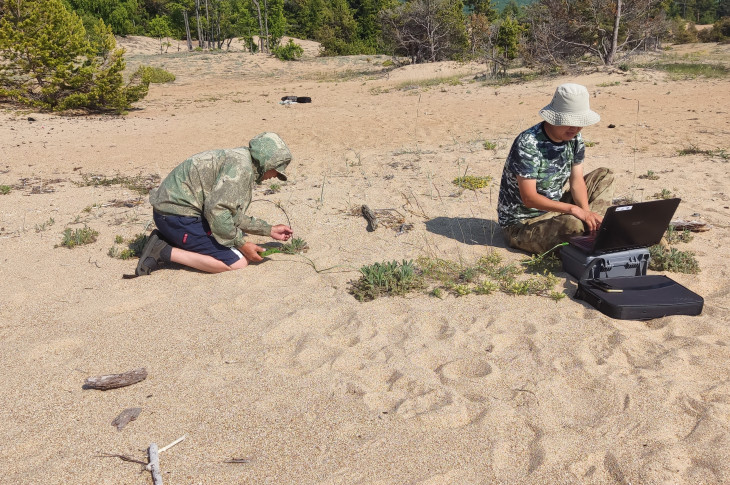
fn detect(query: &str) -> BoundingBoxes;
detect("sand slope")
[1,39,729,484]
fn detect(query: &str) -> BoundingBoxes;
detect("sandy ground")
[1,36,730,484]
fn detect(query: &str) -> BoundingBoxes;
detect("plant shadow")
[425,217,506,247]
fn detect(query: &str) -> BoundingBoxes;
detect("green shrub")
[272,39,304,61]
[0,185,10,195]
[137,66,176,84]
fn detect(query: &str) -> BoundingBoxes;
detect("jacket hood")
[249,132,291,182]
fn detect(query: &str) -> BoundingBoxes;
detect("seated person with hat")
[134,132,294,276]
[497,83,615,254]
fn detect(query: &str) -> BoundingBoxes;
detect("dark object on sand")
[112,407,142,431]
[280,96,312,103]
[608,124,616,128]
[361,205,378,231]
[83,367,148,390]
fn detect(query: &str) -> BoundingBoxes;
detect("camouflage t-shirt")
[497,122,585,227]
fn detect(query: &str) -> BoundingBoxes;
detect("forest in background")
[58,0,730,63]
[1,0,728,113]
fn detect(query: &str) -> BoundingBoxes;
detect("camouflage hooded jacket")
[149,133,292,248]
[497,122,585,227]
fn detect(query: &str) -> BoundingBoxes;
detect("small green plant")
[0,185,10,195]
[597,81,621,87]
[649,245,700,274]
[431,287,443,298]
[665,225,693,244]
[584,141,597,147]
[550,291,566,301]
[483,140,497,150]
[653,188,673,199]
[281,237,308,254]
[349,260,424,301]
[137,65,176,83]
[269,183,281,193]
[272,39,304,61]
[35,217,55,232]
[58,226,99,248]
[638,170,659,180]
[452,175,492,190]
[108,233,148,259]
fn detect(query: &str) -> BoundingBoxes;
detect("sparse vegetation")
[647,62,729,80]
[678,146,728,160]
[483,141,497,150]
[638,170,659,180]
[58,226,98,248]
[108,233,148,259]
[665,226,693,244]
[349,250,565,302]
[452,175,491,190]
[35,217,55,232]
[653,188,674,200]
[74,173,160,194]
[396,76,462,91]
[0,185,10,195]
[649,246,700,274]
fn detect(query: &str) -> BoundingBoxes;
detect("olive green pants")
[502,167,614,255]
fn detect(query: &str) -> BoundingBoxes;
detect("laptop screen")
[588,198,681,253]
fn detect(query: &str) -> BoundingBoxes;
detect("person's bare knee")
[229,258,249,270]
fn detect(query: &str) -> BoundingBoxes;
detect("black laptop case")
[575,258,703,320]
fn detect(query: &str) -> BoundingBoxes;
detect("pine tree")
[0,0,149,113]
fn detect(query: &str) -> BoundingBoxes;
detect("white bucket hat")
[539,83,600,127]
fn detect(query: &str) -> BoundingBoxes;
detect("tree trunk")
[263,0,270,52]
[252,0,265,53]
[183,10,193,50]
[606,0,622,65]
[195,0,204,48]
[205,0,211,49]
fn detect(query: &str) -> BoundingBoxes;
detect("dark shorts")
[153,212,243,266]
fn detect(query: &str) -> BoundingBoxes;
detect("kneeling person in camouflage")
[497,83,614,255]
[135,132,293,275]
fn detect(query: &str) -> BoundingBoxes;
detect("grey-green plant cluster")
[349,250,566,302]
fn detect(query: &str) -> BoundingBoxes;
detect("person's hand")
[270,224,293,241]
[240,241,265,263]
[570,206,603,231]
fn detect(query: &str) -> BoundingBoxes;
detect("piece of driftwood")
[147,443,163,485]
[224,458,253,464]
[159,435,186,453]
[670,220,711,232]
[111,407,142,431]
[83,368,147,390]
[361,205,378,231]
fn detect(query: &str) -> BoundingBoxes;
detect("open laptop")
[569,198,681,255]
